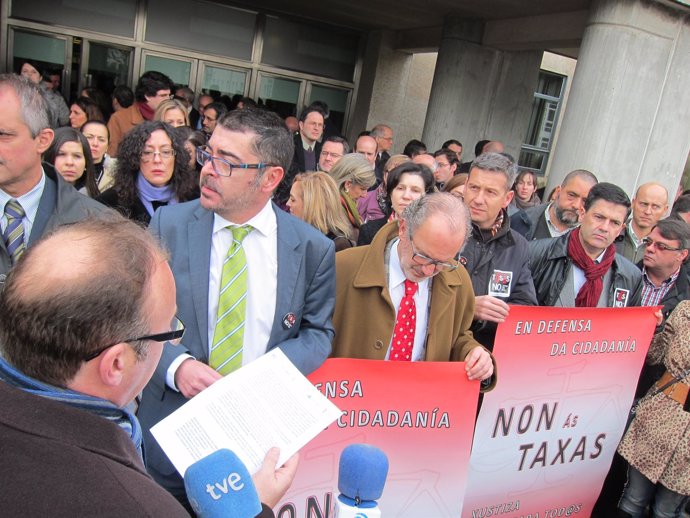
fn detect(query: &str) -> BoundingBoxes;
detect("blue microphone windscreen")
[184,449,262,518]
[338,444,389,502]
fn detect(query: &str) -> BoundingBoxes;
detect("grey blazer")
[137,199,335,484]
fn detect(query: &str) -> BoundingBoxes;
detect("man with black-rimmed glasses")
[137,107,335,507]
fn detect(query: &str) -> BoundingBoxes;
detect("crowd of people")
[0,65,689,518]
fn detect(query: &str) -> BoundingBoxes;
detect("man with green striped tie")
[138,107,336,507]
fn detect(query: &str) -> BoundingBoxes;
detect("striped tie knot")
[5,199,25,220]
[230,224,253,245]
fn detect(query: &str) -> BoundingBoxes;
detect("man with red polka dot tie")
[332,193,495,389]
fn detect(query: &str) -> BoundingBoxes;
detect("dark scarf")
[512,192,541,210]
[138,101,155,121]
[567,227,616,307]
[0,356,142,456]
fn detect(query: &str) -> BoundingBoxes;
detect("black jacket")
[510,203,551,240]
[528,233,643,307]
[275,134,323,206]
[459,211,538,349]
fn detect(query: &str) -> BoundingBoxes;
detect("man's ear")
[502,189,514,209]
[97,343,129,388]
[35,128,54,154]
[262,166,284,193]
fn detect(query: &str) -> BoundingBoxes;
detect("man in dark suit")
[371,124,393,183]
[274,106,325,206]
[0,74,107,280]
[137,108,335,504]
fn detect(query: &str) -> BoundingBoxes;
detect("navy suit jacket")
[138,199,335,480]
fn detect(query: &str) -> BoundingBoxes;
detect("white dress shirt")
[386,239,431,362]
[166,201,278,389]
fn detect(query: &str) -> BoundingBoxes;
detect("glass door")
[306,83,351,134]
[81,40,133,99]
[9,28,71,99]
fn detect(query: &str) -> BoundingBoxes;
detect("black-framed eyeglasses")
[641,237,684,252]
[83,316,185,362]
[409,236,459,272]
[196,146,276,178]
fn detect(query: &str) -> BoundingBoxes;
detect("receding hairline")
[561,169,598,188]
[634,182,669,201]
[13,225,165,303]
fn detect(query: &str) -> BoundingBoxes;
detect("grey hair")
[470,152,518,190]
[329,153,377,191]
[370,124,392,138]
[402,192,472,243]
[0,73,50,137]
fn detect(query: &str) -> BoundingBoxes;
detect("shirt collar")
[212,200,276,237]
[642,265,681,287]
[627,220,643,247]
[300,135,315,151]
[0,170,46,226]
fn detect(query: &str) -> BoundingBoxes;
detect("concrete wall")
[547,0,690,198]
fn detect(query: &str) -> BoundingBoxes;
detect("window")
[519,71,566,177]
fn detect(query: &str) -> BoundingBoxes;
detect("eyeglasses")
[641,237,684,252]
[83,316,185,362]
[320,151,342,159]
[141,149,176,162]
[197,146,275,178]
[409,237,459,272]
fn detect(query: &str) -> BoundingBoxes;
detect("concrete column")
[546,0,690,197]
[422,16,542,159]
[351,30,437,154]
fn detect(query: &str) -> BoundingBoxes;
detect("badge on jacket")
[613,288,630,307]
[282,312,297,329]
[488,269,513,298]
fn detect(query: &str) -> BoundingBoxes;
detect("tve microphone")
[334,444,389,518]
[184,449,262,518]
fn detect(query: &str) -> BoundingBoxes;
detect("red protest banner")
[462,306,658,518]
[276,358,480,518]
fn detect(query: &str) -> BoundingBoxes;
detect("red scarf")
[138,101,155,121]
[567,227,616,307]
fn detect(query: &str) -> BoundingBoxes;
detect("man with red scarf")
[107,71,174,157]
[528,182,642,308]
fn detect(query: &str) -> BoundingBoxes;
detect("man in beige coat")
[332,193,495,389]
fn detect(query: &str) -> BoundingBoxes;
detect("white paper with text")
[151,348,341,475]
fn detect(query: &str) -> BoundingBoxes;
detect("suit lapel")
[188,205,213,355]
[270,207,302,346]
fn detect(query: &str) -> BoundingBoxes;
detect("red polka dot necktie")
[390,279,418,361]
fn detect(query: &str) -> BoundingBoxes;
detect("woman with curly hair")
[43,127,100,198]
[96,121,198,224]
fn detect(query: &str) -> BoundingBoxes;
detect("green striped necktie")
[209,225,253,376]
